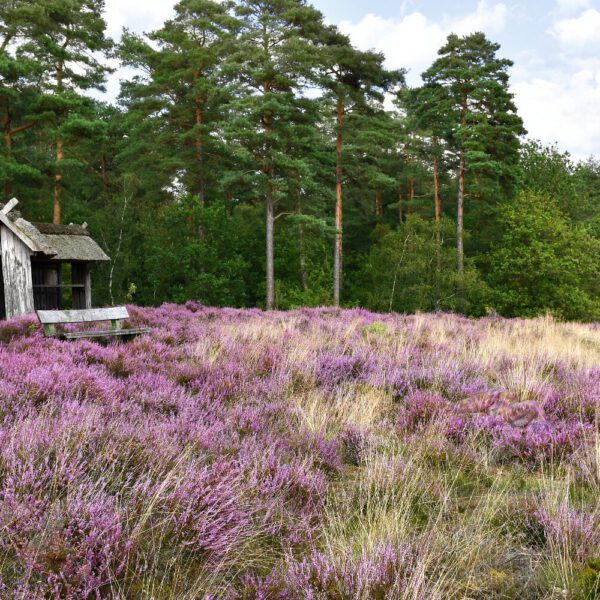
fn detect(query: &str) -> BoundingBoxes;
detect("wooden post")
[1,197,18,215]
[0,229,5,320]
[1,225,35,318]
[84,264,91,309]
[43,323,56,336]
[72,263,91,310]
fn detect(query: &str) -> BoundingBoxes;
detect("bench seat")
[36,307,151,341]
[61,327,151,340]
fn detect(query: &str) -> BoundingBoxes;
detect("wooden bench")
[37,306,151,340]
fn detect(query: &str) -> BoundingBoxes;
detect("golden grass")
[191,311,600,597]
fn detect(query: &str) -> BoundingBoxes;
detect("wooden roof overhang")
[0,199,109,263]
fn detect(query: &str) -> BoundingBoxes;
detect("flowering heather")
[0,305,600,597]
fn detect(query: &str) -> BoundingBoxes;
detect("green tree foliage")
[0,0,113,223]
[0,0,46,202]
[225,0,331,309]
[317,25,401,305]
[119,0,241,210]
[356,216,488,314]
[518,140,600,226]
[421,32,525,274]
[573,158,600,229]
[518,140,576,213]
[422,32,524,197]
[488,190,600,320]
[141,200,259,306]
[7,0,600,323]
[16,0,113,223]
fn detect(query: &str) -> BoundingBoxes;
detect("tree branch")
[9,121,37,136]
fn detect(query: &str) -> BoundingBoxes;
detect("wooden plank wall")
[1,225,34,318]
[84,264,92,309]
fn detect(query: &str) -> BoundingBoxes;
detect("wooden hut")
[0,199,109,319]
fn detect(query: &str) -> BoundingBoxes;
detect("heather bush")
[0,305,598,597]
[285,542,426,599]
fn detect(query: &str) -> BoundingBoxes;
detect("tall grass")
[0,305,599,597]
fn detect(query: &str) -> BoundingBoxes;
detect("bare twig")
[389,232,413,313]
[108,183,132,305]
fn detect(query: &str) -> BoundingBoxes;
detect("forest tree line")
[2,0,600,320]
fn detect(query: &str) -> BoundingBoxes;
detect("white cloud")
[339,1,507,84]
[103,0,177,40]
[338,1,600,158]
[339,12,445,80]
[448,1,508,36]
[555,0,591,13]
[549,9,600,45]
[94,0,178,102]
[511,61,600,160]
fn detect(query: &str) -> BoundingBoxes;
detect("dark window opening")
[32,262,88,310]
[72,264,87,309]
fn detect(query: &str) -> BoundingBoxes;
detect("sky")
[101,0,600,161]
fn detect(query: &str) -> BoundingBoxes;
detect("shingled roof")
[0,199,109,262]
[27,222,110,262]
[32,223,90,236]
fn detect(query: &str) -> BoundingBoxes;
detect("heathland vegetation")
[5,3,600,599]
[3,0,600,319]
[1,306,600,597]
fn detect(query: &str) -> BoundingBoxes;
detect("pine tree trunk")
[333,93,344,308]
[398,183,403,223]
[266,183,274,309]
[53,59,65,225]
[53,138,63,224]
[433,152,441,309]
[194,94,205,241]
[375,190,382,217]
[457,95,467,276]
[457,151,465,275]
[297,186,308,293]
[194,94,205,208]
[299,221,308,293]
[263,79,275,310]
[409,178,415,215]
[433,155,441,224]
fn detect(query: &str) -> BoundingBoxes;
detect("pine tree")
[318,25,399,306]
[17,0,112,222]
[400,84,454,306]
[229,0,327,309]
[0,0,45,202]
[120,0,241,223]
[421,33,524,277]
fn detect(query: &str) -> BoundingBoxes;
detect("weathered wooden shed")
[0,199,109,319]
